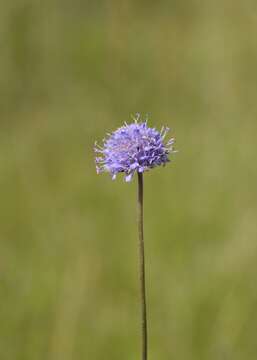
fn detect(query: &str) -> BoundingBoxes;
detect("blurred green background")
[1,1,257,359]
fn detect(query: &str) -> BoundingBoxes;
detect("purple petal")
[125,173,133,182]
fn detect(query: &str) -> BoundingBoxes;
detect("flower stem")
[137,172,147,360]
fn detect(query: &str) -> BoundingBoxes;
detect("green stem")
[137,172,147,360]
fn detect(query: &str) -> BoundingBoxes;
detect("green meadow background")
[1,1,257,359]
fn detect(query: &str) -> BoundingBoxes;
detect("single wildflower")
[94,114,176,182]
[94,114,176,360]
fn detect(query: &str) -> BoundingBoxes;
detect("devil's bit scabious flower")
[94,115,175,181]
[94,114,176,360]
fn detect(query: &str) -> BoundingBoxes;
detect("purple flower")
[94,115,176,182]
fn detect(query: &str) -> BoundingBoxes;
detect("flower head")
[94,115,176,182]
